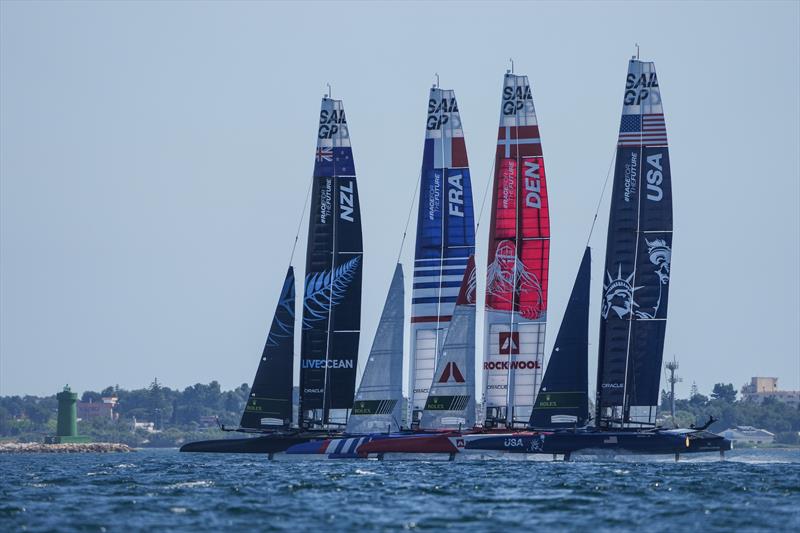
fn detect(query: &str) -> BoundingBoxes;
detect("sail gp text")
[318,108,347,139]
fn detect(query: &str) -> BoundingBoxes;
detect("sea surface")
[1,448,798,531]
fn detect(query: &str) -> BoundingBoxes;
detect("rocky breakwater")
[0,442,134,453]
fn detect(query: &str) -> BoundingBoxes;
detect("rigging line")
[395,167,421,264]
[289,178,314,267]
[475,154,496,231]
[585,144,617,248]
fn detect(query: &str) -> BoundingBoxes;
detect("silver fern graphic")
[265,277,295,347]
[303,256,361,329]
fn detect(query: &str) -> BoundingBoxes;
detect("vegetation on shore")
[1,380,798,447]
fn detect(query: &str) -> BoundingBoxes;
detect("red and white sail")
[482,73,550,427]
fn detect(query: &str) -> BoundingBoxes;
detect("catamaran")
[461,58,731,459]
[181,95,363,454]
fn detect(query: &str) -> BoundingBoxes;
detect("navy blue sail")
[596,59,673,426]
[529,248,590,429]
[240,267,295,429]
[299,97,363,427]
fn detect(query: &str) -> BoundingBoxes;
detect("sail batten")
[483,73,550,427]
[409,88,476,424]
[299,98,363,427]
[596,60,673,426]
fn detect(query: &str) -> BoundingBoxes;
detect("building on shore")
[720,425,775,445]
[77,396,118,421]
[740,377,800,407]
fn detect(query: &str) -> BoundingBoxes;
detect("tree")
[710,383,737,403]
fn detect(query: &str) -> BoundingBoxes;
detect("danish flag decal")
[438,362,465,383]
[499,332,520,354]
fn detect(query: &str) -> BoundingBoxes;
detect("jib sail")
[529,248,590,429]
[483,73,550,427]
[420,256,477,430]
[239,267,296,429]
[409,87,475,425]
[596,59,672,426]
[346,264,404,434]
[299,97,363,427]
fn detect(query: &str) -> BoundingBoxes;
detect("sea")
[1,448,798,531]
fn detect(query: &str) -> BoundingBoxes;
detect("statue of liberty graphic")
[602,238,671,320]
[635,238,671,319]
[486,240,543,319]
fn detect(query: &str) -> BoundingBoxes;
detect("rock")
[0,442,134,453]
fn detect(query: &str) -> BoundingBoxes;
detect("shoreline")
[0,442,134,453]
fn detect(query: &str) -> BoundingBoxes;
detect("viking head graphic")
[486,240,543,319]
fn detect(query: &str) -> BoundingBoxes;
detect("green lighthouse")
[47,385,90,444]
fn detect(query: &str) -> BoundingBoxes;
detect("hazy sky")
[2,1,798,399]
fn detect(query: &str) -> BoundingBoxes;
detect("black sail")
[240,267,295,429]
[530,248,590,429]
[299,97,363,426]
[596,59,673,426]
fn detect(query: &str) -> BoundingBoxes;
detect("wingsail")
[596,60,672,426]
[529,248,590,429]
[346,264,404,434]
[299,97,363,427]
[239,267,296,429]
[409,87,475,425]
[420,256,477,430]
[483,73,550,427]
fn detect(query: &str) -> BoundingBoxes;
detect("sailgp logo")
[499,332,520,355]
[438,362,465,383]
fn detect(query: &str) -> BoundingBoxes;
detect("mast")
[299,97,363,428]
[346,264,405,434]
[420,256,477,430]
[483,72,550,428]
[239,268,296,430]
[529,248,590,429]
[409,87,475,426]
[595,59,672,427]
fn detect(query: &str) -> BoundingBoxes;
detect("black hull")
[179,433,329,454]
[465,428,732,456]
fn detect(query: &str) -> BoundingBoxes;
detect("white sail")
[420,257,476,430]
[346,264,404,434]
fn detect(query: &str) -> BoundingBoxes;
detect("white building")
[741,377,800,407]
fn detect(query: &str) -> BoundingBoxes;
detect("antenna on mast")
[635,43,640,60]
[509,57,514,74]
[325,83,332,99]
[433,73,439,89]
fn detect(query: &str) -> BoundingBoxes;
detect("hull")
[179,432,332,454]
[462,428,732,456]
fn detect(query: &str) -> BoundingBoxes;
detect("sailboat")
[181,95,362,454]
[408,84,476,427]
[462,58,731,459]
[483,71,551,428]
[299,96,363,429]
[282,264,410,457]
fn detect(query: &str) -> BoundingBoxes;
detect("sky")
[1,1,798,400]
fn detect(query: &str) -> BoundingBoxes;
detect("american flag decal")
[316,146,333,162]
[618,113,667,146]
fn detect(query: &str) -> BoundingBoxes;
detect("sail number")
[645,153,664,202]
